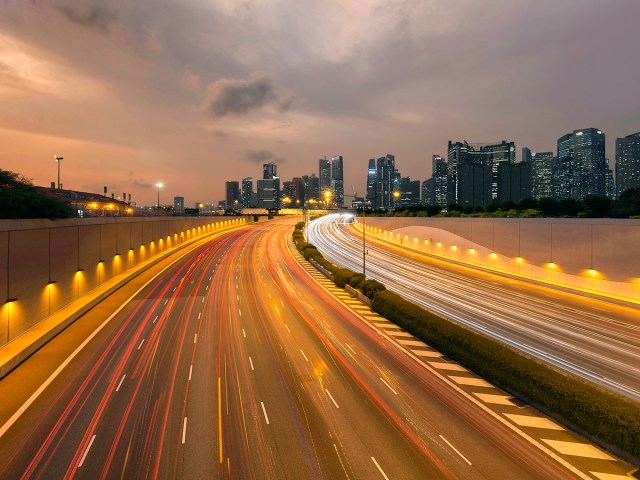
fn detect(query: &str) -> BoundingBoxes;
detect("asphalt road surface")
[0,219,634,479]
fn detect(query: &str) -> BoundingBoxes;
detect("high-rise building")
[525,151,554,199]
[303,174,319,203]
[257,177,280,209]
[605,159,616,199]
[446,141,497,208]
[431,154,448,207]
[331,155,344,207]
[616,132,640,195]
[497,162,532,204]
[319,158,331,194]
[375,154,396,209]
[555,128,606,200]
[173,196,184,214]
[399,177,421,207]
[225,181,240,210]
[283,177,305,206]
[263,162,277,180]
[241,177,254,208]
[366,159,377,208]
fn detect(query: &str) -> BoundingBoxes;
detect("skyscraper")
[263,162,277,180]
[366,159,377,208]
[497,162,532,204]
[555,128,606,200]
[399,177,421,207]
[257,177,280,209]
[319,158,331,194]
[529,151,554,199]
[431,154,448,207]
[302,174,320,204]
[331,155,344,207]
[616,132,640,195]
[375,154,395,209]
[241,177,254,208]
[446,141,494,209]
[225,181,240,210]
[479,141,515,201]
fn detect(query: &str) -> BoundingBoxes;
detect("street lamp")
[54,155,63,190]
[155,182,164,211]
[323,190,333,208]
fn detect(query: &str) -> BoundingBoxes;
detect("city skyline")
[1,1,639,206]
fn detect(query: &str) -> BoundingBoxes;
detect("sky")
[0,0,638,207]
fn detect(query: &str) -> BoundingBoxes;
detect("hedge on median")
[371,289,640,459]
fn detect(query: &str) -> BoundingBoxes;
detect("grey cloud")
[131,179,152,189]
[278,95,296,113]
[205,75,278,117]
[245,149,274,163]
[212,129,230,140]
[56,2,118,32]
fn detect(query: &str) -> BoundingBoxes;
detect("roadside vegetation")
[292,221,640,460]
[364,189,640,219]
[0,169,75,220]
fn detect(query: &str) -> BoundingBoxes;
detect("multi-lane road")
[307,213,640,402]
[0,218,634,478]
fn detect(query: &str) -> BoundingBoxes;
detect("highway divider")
[292,223,640,462]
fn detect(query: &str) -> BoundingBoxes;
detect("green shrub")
[371,290,640,458]
[333,268,359,288]
[361,279,386,299]
[348,273,365,289]
[296,221,305,229]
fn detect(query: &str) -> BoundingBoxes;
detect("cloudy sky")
[1,0,638,206]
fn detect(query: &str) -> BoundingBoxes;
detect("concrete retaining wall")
[0,216,248,346]
[357,217,640,301]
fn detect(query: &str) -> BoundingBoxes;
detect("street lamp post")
[54,155,63,190]
[155,182,164,212]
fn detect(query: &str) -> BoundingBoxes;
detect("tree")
[0,169,75,219]
[583,195,612,218]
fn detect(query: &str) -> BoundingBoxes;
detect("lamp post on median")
[54,155,63,190]
[155,182,164,213]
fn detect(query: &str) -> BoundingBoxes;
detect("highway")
[306,213,640,402]
[0,218,634,479]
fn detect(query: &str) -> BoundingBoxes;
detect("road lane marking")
[242,329,246,338]
[472,393,514,406]
[218,377,223,462]
[238,308,242,316]
[346,344,357,355]
[173,287,176,292]
[371,457,389,480]
[397,339,425,347]
[411,349,440,358]
[541,439,615,460]
[137,339,145,350]
[194,334,197,344]
[202,297,205,303]
[115,374,126,392]
[590,473,636,480]
[285,324,291,333]
[189,365,193,381]
[380,377,398,395]
[78,434,96,467]
[503,412,566,430]
[428,361,467,372]
[198,312,201,320]
[323,320,331,329]
[449,376,493,388]
[261,402,270,425]
[300,349,309,362]
[206,285,209,290]
[209,276,212,280]
[153,315,159,323]
[440,435,472,465]
[164,299,168,305]
[325,389,339,408]
[249,357,254,371]
[182,417,187,444]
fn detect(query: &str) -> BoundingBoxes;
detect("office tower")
[283,177,305,206]
[331,155,344,207]
[605,159,616,199]
[399,177,421,207]
[422,179,433,206]
[225,181,240,210]
[257,177,280,209]
[319,157,331,193]
[555,128,606,200]
[173,196,184,214]
[431,154,448,207]
[375,154,396,209]
[302,174,320,203]
[366,159,377,208]
[522,147,533,164]
[241,177,253,208]
[446,141,493,209]
[263,162,277,180]
[497,162,532,204]
[527,152,554,199]
[616,132,640,195]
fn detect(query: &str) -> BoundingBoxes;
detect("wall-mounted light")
[47,280,57,285]
[77,268,85,272]
[6,298,17,303]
